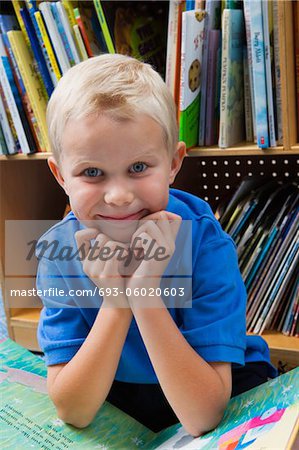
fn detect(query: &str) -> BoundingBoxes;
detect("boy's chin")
[80,219,140,243]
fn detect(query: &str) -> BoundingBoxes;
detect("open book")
[0,338,298,449]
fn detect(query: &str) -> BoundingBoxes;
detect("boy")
[37,54,276,437]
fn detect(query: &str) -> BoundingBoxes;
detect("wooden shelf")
[9,308,41,352]
[187,143,298,157]
[0,152,50,161]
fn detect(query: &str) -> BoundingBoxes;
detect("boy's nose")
[104,186,134,206]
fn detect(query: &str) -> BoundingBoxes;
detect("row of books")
[218,178,299,336]
[170,0,290,149]
[0,1,168,155]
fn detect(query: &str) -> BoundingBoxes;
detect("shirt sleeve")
[179,217,247,365]
[36,256,93,366]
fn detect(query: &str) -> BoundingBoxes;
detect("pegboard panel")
[172,153,299,211]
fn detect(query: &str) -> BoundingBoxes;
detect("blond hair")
[46,54,178,160]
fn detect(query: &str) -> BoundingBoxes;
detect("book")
[0,34,35,154]
[0,338,298,449]
[73,3,104,57]
[7,30,49,152]
[0,92,18,155]
[0,82,20,153]
[0,123,8,155]
[72,23,88,61]
[24,0,58,90]
[93,1,168,78]
[20,5,54,98]
[262,0,276,147]
[179,9,206,149]
[272,0,283,145]
[198,0,221,146]
[39,1,71,75]
[50,1,78,67]
[218,9,245,148]
[243,46,254,142]
[34,10,62,84]
[74,6,94,58]
[205,29,221,146]
[165,0,181,98]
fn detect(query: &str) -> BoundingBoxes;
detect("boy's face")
[48,113,185,241]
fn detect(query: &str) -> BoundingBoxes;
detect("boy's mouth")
[96,209,147,221]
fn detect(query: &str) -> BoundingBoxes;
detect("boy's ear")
[169,141,186,185]
[47,156,69,195]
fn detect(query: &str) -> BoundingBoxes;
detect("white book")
[73,24,88,61]
[262,0,276,147]
[0,93,18,154]
[56,1,81,65]
[39,1,71,74]
[0,35,31,154]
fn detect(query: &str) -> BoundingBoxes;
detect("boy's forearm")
[48,301,132,428]
[129,295,230,437]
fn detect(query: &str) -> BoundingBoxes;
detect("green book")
[0,338,298,449]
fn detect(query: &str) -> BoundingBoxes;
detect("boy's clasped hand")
[75,210,182,306]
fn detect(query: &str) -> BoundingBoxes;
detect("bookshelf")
[0,1,298,371]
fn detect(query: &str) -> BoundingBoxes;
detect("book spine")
[55,2,81,65]
[205,29,220,146]
[198,0,221,146]
[0,36,33,154]
[243,0,257,142]
[272,0,283,145]
[0,123,8,155]
[50,2,76,67]
[244,0,269,148]
[243,47,254,142]
[7,30,49,151]
[0,32,43,152]
[165,0,180,96]
[34,11,61,84]
[39,2,71,75]
[62,0,77,27]
[74,7,93,57]
[218,9,230,148]
[24,0,58,88]
[0,90,18,154]
[93,0,115,54]
[11,0,31,47]
[73,24,88,61]
[20,6,53,98]
[262,0,276,147]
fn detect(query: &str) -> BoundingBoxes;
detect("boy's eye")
[84,168,102,177]
[130,162,148,174]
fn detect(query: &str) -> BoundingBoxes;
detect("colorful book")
[0,83,20,153]
[39,1,71,75]
[165,0,182,99]
[243,46,254,142]
[218,9,245,148]
[73,6,93,57]
[0,13,43,152]
[34,10,61,84]
[93,1,168,78]
[73,3,103,57]
[0,338,298,449]
[7,30,49,152]
[20,5,53,98]
[50,1,77,67]
[179,9,206,149]
[0,35,35,154]
[205,29,221,146]
[244,0,270,149]
[55,1,81,64]
[24,0,58,89]
[0,91,18,155]
[272,0,283,145]
[0,123,8,155]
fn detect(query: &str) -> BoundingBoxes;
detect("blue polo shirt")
[37,188,276,381]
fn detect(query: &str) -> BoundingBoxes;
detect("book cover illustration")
[1,338,299,449]
[218,8,245,148]
[179,9,206,149]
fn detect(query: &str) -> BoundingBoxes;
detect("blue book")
[243,0,269,148]
[20,6,54,97]
[24,0,58,87]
